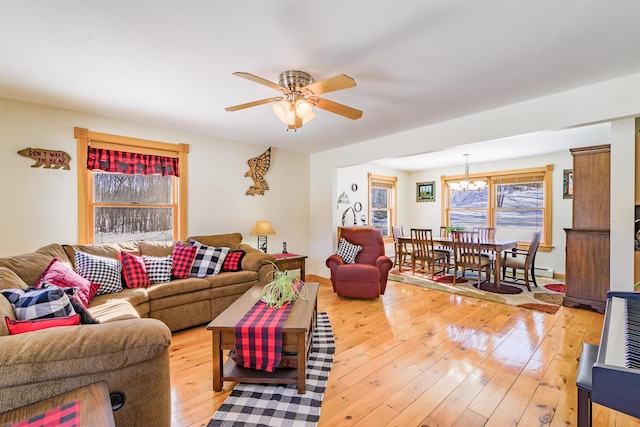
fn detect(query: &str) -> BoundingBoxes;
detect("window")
[75,127,189,244]
[368,173,397,240]
[443,165,553,249]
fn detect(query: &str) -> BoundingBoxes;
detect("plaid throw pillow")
[120,252,151,288]
[1,287,76,320]
[336,238,362,264]
[171,244,197,279]
[74,251,123,295]
[221,250,246,272]
[189,241,229,278]
[143,255,173,284]
[36,258,100,308]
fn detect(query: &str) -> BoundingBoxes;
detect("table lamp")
[250,220,276,253]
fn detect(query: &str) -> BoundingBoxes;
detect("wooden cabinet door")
[570,145,610,230]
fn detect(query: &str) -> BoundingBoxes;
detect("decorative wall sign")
[245,147,271,196]
[351,183,358,192]
[416,181,435,202]
[563,169,573,199]
[18,147,71,170]
[354,202,362,212]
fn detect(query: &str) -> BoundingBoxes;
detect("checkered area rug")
[208,312,335,427]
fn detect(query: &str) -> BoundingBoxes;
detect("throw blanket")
[234,300,294,372]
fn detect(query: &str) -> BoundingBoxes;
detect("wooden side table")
[0,381,115,426]
[272,254,307,280]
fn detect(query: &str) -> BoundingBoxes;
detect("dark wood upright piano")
[592,291,640,420]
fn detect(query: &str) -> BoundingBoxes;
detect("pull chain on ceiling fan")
[225,70,363,131]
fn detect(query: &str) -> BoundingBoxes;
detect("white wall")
[334,164,411,254]
[311,72,640,291]
[0,98,310,257]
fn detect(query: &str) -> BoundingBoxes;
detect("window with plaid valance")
[87,147,179,177]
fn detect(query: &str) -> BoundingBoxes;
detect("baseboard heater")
[534,267,554,278]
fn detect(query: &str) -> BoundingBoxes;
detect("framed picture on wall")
[416,181,435,202]
[563,169,573,199]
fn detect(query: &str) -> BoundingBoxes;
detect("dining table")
[397,235,519,288]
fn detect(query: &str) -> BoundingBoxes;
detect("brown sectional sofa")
[0,233,275,427]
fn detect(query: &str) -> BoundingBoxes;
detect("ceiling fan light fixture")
[272,100,292,124]
[295,99,314,120]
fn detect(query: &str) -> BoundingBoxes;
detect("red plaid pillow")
[171,243,197,279]
[120,252,150,288]
[221,250,246,272]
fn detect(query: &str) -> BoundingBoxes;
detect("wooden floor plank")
[168,277,640,427]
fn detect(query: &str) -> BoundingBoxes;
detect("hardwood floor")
[169,276,640,427]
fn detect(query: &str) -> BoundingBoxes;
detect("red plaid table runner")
[11,400,80,427]
[234,299,295,372]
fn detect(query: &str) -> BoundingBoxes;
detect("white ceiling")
[2,1,639,166]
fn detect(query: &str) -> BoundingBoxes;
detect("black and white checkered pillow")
[189,241,229,278]
[74,251,123,296]
[143,255,173,284]
[1,286,76,320]
[336,238,362,264]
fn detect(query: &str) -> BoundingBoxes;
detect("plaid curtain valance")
[87,147,179,177]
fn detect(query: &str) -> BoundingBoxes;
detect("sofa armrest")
[238,245,275,281]
[0,318,171,389]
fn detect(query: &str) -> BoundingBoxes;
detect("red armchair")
[325,227,393,298]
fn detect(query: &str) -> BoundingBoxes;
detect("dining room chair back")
[410,228,447,278]
[392,226,410,269]
[501,231,542,291]
[451,230,492,288]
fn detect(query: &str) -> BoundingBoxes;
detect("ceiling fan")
[225,70,363,131]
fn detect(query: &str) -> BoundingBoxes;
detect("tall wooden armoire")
[563,144,610,313]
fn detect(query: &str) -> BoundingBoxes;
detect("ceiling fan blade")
[312,97,363,120]
[225,97,283,112]
[232,72,291,95]
[302,74,356,96]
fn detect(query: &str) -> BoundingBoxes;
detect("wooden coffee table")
[207,281,319,394]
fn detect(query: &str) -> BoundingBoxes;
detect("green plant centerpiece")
[261,261,307,309]
[444,225,465,235]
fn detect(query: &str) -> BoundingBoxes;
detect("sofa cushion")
[74,251,123,295]
[189,241,229,278]
[221,250,246,272]
[188,233,243,250]
[171,243,197,279]
[88,299,141,323]
[0,248,66,287]
[89,287,150,312]
[63,241,141,268]
[0,267,29,291]
[121,252,151,288]
[5,314,80,335]
[143,255,172,284]
[36,259,100,307]
[1,286,76,320]
[139,240,175,258]
[336,238,363,264]
[145,277,211,300]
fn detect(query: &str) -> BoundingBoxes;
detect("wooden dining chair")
[409,228,447,278]
[392,226,411,270]
[473,226,496,271]
[435,227,453,273]
[451,230,492,288]
[501,231,542,291]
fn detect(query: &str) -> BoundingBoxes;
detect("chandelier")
[448,154,487,191]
